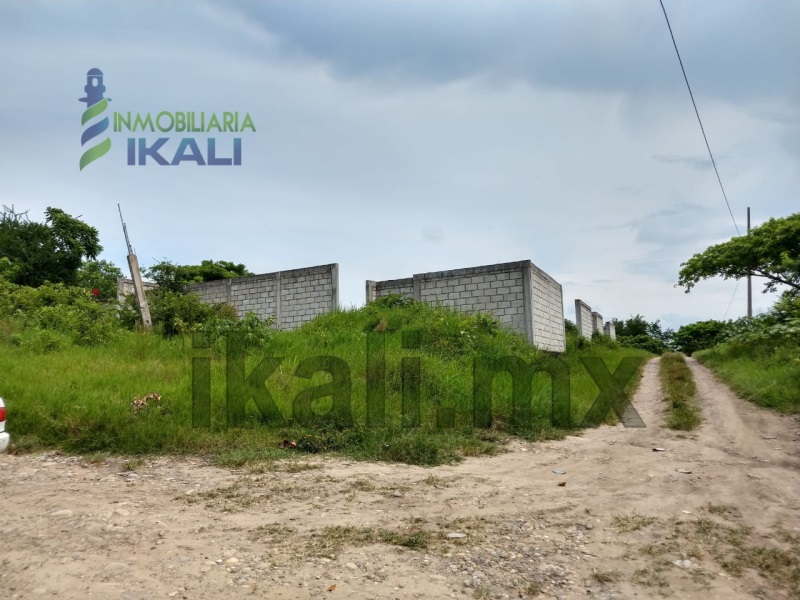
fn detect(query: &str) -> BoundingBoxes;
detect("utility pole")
[118,205,152,331]
[747,207,752,318]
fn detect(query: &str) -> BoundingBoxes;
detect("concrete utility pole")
[747,207,752,318]
[118,205,152,331]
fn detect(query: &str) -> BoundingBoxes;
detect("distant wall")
[365,278,414,302]
[574,300,593,339]
[591,311,604,334]
[118,264,339,331]
[116,277,158,306]
[604,321,616,340]
[367,260,566,352]
[185,264,339,330]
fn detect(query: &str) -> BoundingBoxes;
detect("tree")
[0,206,102,287]
[611,314,674,354]
[678,213,800,294]
[76,259,124,301]
[144,259,254,293]
[673,320,730,355]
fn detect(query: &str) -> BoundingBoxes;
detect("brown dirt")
[2,357,799,599]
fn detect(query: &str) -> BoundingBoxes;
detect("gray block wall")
[365,278,414,302]
[574,300,593,339]
[117,276,158,306]
[118,264,340,331]
[367,260,566,352]
[604,321,616,339]
[591,311,604,335]
[184,264,339,330]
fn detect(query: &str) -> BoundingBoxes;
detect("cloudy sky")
[1,0,797,329]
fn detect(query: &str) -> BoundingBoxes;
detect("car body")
[0,397,8,452]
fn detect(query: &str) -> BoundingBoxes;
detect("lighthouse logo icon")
[79,68,112,171]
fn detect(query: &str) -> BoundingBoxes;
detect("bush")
[617,334,669,355]
[145,290,218,337]
[203,312,276,353]
[0,280,123,349]
[673,320,730,355]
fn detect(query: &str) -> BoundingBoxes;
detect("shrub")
[203,311,276,353]
[617,334,669,355]
[146,290,218,337]
[673,320,730,355]
[0,281,123,349]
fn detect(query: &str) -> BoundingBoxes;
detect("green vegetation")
[672,319,729,355]
[0,206,651,466]
[693,292,799,414]
[659,352,701,430]
[0,286,651,465]
[671,213,799,413]
[611,314,673,354]
[678,212,800,294]
[144,259,254,292]
[0,206,102,287]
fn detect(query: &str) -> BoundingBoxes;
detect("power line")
[658,0,740,236]
[723,279,740,320]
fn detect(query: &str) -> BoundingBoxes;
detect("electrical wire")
[723,279,740,320]
[658,0,740,236]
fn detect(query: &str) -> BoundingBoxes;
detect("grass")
[310,524,435,554]
[0,299,651,466]
[695,340,800,414]
[612,512,657,532]
[634,509,800,596]
[659,352,702,430]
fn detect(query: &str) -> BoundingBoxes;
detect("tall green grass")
[0,300,651,465]
[659,352,701,430]
[695,340,800,414]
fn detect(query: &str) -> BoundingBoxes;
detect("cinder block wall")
[116,277,158,306]
[604,321,616,340]
[530,266,567,353]
[366,260,566,352]
[365,278,414,302]
[591,311,604,334]
[117,264,338,331]
[574,300,593,339]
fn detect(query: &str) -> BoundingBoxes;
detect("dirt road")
[3,358,798,599]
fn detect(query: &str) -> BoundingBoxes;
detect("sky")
[1,0,797,330]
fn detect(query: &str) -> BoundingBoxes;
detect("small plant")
[660,352,702,430]
[613,512,657,532]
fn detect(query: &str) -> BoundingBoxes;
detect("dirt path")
[3,358,799,599]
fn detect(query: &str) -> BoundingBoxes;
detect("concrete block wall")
[184,263,339,330]
[365,278,414,302]
[117,264,339,331]
[604,321,616,340]
[591,311,604,335]
[529,265,567,353]
[116,277,158,306]
[574,300,593,339]
[367,260,566,352]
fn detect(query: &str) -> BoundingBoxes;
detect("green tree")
[612,314,673,354]
[0,206,102,287]
[673,320,730,355]
[145,259,253,293]
[75,260,124,301]
[678,213,800,294]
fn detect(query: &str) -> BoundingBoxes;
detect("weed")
[659,353,702,430]
[612,512,658,532]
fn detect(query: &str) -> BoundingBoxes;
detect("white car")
[0,397,8,452]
